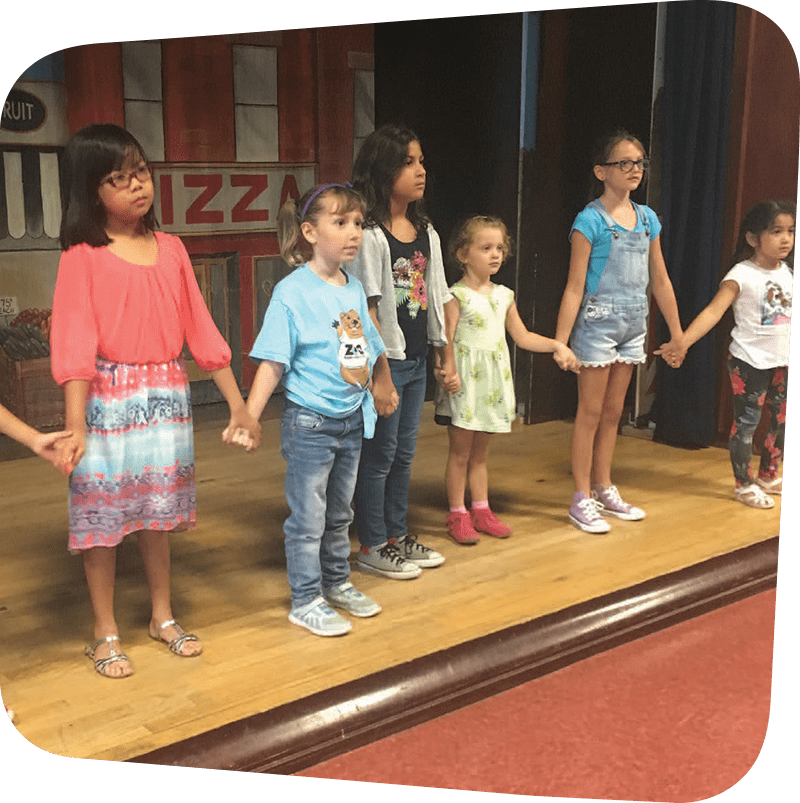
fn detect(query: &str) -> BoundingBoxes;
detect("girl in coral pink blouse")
[50,124,261,678]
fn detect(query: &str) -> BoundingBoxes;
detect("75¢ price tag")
[0,297,19,317]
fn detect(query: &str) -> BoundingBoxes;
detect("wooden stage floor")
[0,405,781,766]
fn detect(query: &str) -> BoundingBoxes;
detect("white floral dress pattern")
[435,282,516,432]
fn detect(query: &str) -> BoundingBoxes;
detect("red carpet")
[297,589,776,802]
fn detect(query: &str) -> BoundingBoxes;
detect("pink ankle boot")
[470,507,512,538]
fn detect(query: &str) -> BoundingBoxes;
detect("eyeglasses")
[102,164,152,190]
[602,158,650,173]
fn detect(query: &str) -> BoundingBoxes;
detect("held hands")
[224,426,257,451]
[222,407,262,452]
[54,430,85,476]
[33,430,73,475]
[655,338,688,369]
[372,375,399,417]
[433,354,461,394]
[438,366,461,394]
[553,343,581,374]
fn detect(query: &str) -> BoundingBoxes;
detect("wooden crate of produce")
[0,310,64,429]
[0,351,65,429]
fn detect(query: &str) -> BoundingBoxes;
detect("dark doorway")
[373,6,658,422]
[518,4,658,422]
[373,13,523,288]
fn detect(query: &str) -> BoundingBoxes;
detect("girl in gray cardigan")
[346,125,459,580]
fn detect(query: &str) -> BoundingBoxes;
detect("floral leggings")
[727,355,787,487]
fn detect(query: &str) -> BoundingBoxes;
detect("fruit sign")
[153,163,316,236]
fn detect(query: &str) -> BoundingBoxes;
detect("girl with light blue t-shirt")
[234,183,398,637]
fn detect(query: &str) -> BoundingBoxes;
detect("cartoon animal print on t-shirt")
[762,280,792,326]
[333,310,370,388]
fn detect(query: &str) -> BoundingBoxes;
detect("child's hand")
[223,425,257,451]
[438,369,461,393]
[372,377,399,417]
[553,344,581,374]
[223,409,262,451]
[31,430,72,470]
[655,340,686,369]
[436,357,461,393]
[55,431,85,476]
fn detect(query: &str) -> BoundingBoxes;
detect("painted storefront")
[1,27,374,422]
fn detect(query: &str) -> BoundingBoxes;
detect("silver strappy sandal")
[85,635,132,678]
[149,619,202,657]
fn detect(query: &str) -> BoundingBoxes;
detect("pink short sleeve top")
[50,231,231,386]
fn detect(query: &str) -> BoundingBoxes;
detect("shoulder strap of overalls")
[630,201,651,237]
[589,198,616,230]
[589,199,651,237]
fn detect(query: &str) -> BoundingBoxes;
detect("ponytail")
[277,197,305,266]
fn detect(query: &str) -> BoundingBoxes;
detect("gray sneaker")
[356,542,422,579]
[288,596,352,636]
[323,581,381,617]
[394,533,445,568]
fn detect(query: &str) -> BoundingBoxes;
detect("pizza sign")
[153,163,316,235]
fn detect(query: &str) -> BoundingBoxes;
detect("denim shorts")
[569,297,648,367]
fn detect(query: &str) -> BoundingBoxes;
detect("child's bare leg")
[82,545,132,677]
[445,426,481,543]
[466,431,492,503]
[572,366,611,495]
[137,529,202,655]
[468,432,511,537]
[591,362,634,487]
[446,425,475,508]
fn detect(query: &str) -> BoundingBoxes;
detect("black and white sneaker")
[356,542,422,579]
[394,533,445,568]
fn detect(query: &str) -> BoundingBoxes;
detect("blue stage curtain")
[652,0,737,447]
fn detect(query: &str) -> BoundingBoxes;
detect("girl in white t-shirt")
[657,200,795,508]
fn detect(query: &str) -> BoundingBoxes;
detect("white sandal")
[734,484,775,509]
[756,476,782,495]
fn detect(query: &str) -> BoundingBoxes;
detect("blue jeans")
[353,355,427,547]
[281,400,363,608]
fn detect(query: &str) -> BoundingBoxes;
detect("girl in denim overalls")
[556,131,683,533]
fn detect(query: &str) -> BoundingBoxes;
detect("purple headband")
[300,182,352,220]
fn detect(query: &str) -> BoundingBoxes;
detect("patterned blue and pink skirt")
[68,358,196,552]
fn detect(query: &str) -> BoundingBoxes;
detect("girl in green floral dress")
[435,217,580,544]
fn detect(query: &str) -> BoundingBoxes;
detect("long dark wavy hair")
[350,124,431,234]
[731,199,796,267]
[59,123,156,250]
